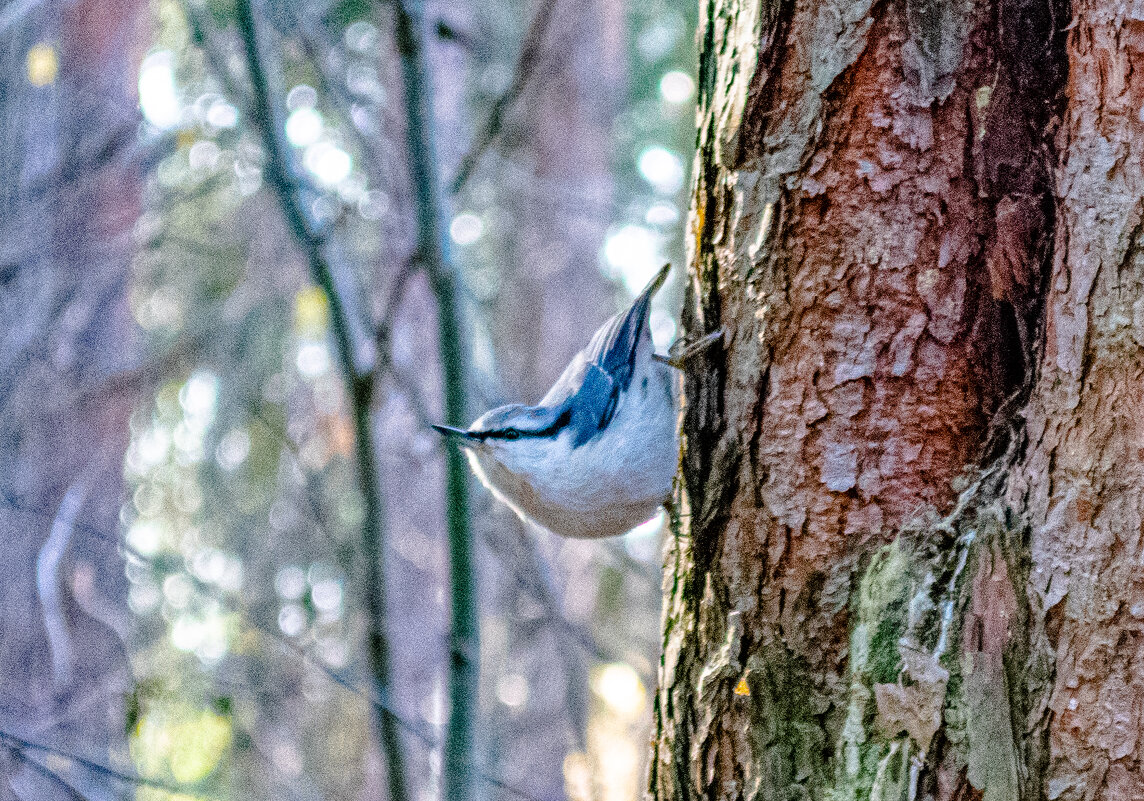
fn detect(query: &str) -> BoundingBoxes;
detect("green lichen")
[736,505,1039,801]
[856,545,912,682]
[828,543,916,801]
[940,509,1047,801]
[868,611,907,685]
[743,645,830,800]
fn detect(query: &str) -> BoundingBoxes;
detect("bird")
[433,263,696,539]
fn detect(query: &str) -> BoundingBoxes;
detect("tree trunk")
[647,0,1144,799]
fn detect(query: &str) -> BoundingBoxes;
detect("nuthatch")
[434,264,715,539]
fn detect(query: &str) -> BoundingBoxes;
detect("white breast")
[470,358,678,538]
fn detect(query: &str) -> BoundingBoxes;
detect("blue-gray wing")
[542,264,670,446]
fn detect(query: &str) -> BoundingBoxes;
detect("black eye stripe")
[477,408,572,441]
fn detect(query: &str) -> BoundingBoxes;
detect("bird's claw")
[654,329,724,369]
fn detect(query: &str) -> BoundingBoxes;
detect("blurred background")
[0,0,695,799]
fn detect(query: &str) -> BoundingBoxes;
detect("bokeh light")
[138,51,180,129]
[304,142,353,186]
[603,224,663,294]
[659,70,695,104]
[286,107,323,146]
[645,201,680,227]
[638,146,685,194]
[450,212,484,245]
[25,43,57,86]
[593,663,646,721]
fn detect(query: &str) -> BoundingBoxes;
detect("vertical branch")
[232,4,409,801]
[390,3,477,800]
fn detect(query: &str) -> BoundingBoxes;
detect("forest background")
[0,1,697,800]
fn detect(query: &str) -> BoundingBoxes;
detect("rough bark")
[648,0,1097,798]
[1008,4,1144,798]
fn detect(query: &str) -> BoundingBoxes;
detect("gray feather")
[542,264,670,446]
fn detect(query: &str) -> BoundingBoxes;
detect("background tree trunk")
[0,1,145,799]
[470,0,623,794]
[647,0,1144,799]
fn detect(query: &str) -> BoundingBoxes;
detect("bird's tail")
[589,263,671,386]
[638,263,672,305]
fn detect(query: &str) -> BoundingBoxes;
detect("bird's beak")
[432,424,477,446]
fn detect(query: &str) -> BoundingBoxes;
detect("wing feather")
[541,264,670,446]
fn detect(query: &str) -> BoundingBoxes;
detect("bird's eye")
[501,429,521,440]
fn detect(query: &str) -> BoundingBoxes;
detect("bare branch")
[449,0,560,194]
[207,5,410,800]
[0,730,226,801]
[36,481,88,689]
[391,4,477,798]
[0,0,45,37]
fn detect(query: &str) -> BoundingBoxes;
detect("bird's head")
[432,402,572,483]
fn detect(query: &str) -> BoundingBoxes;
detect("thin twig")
[4,743,104,801]
[373,258,437,429]
[0,490,551,801]
[374,257,420,354]
[482,525,608,662]
[183,0,253,115]
[1,487,604,671]
[0,730,226,801]
[449,0,560,194]
[36,481,87,688]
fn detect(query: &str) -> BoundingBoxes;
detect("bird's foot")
[653,329,724,369]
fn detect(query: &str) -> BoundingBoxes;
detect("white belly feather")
[468,360,678,539]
